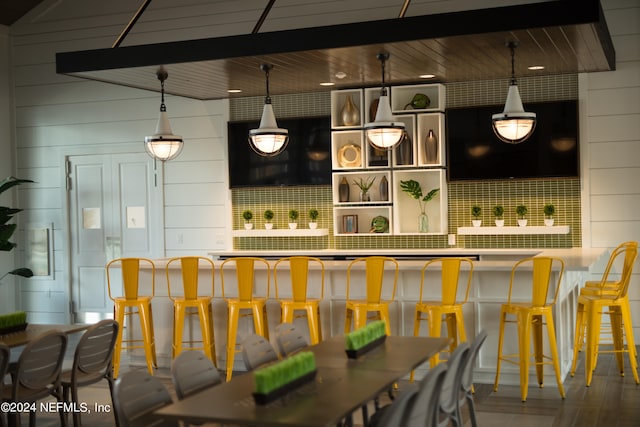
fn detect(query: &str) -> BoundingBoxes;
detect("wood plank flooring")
[28,345,640,426]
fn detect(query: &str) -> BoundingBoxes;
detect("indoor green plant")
[288,209,299,229]
[543,204,555,226]
[399,180,440,233]
[1,177,34,283]
[471,205,482,227]
[308,208,319,229]
[242,210,254,230]
[516,204,528,227]
[493,205,505,227]
[351,177,376,202]
[263,209,275,230]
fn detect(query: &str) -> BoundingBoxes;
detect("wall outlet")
[448,234,456,246]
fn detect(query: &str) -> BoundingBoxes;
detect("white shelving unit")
[457,226,570,235]
[330,84,448,236]
[232,228,329,237]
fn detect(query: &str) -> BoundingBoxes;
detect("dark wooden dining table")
[155,335,450,427]
[0,323,90,348]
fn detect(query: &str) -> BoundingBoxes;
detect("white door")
[68,153,164,323]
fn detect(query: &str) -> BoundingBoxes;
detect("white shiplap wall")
[8,0,231,321]
[585,0,640,341]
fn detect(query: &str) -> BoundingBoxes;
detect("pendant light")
[249,64,289,156]
[492,42,536,144]
[364,53,405,150]
[144,68,184,161]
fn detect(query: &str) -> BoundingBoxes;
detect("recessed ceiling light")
[419,74,436,79]
[335,71,347,79]
[528,65,545,71]
[227,89,242,93]
[320,82,335,86]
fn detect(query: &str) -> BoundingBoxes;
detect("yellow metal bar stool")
[571,241,638,377]
[413,257,474,370]
[220,257,270,382]
[166,256,217,365]
[106,257,158,378]
[274,256,325,344]
[493,256,566,402]
[344,256,399,336]
[570,241,638,386]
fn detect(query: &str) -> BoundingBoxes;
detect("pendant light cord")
[377,53,389,97]
[260,63,273,104]
[508,41,517,85]
[157,68,168,112]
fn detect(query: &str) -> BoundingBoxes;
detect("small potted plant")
[471,205,482,227]
[288,209,299,229]
[242,210,254,230]
[263,209,275,230]
[351,176,376,202]
[516,204,528,227]
[308,208,319,229]
[493,205,505,227]
[543,204,555,226]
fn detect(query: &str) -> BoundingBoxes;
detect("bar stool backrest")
[507,257,565,307]
[166,256,215,301]
[347,256,399,304]
[220,257,270,302]
[419,258,474,305]
[274,256,325,302]
[603,241,638,299]
[106,257,156,301]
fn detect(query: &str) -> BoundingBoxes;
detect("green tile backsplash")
[230,75,581,251]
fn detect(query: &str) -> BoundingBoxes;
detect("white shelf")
[457,226,570,235]
[232,228,329,237]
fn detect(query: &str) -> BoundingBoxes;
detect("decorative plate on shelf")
[338,144,361,168]
[370,216,389,233]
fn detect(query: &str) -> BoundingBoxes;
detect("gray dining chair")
[4,330,67,427]
[61,319,119,427]
[113,370,177,427]
[458,330,488,427]
[406,362,448,427]
[274,322,309,357]
[241,334,279,371]
[369,383,419,427]
[438,341,471,427]
[171,350,223,400]
[0,343,10,427]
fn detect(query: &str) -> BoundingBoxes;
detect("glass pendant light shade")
[249,64,289,156]
[364,53,405,150]
[144,68,183,161]
[492,84,536,143]
[249,102,289,156]
[364,93,405,149]
[145,110,184,161]
[492,42,536,144]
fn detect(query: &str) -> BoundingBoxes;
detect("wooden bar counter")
[125,248,607,387]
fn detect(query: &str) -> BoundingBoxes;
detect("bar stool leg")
[148,303,158,368]
[533,315,544,386]
[226,304,240,382]
[545,311,565,398]
[570,301,586,377]
[493,308,507,392]
[610,306,625,374]
[379,306,391,336]
[428,310,443,368]
[113,304,126,378]
[306,305,320,344]
[585,300,602,386]
[517,311,532,402]
[620,303,639,383]
[344,306,353,334]
[137,302,155,375]
[173,303,186,359]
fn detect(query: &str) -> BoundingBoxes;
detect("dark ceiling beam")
[112,0,153,49]
[252,0,276,34]
[56,0,613,75]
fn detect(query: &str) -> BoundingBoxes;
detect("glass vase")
[418,213,429,233]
